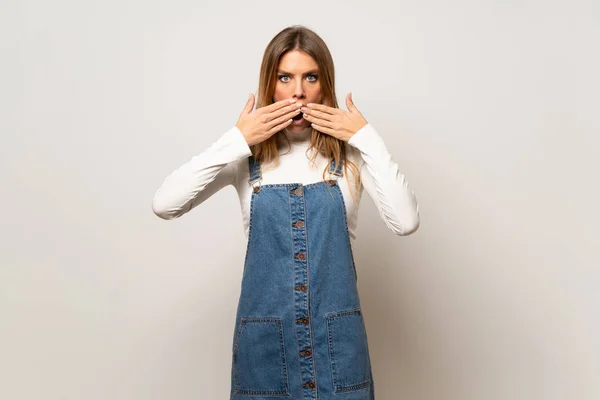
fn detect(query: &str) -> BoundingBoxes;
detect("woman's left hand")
[300,93,368,142]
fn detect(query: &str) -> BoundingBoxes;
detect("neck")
[283,126,312,144]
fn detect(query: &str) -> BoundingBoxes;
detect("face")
[272,50,322,132]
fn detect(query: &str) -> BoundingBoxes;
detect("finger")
[309,122,336,136]
[346,92,356,112]
[257,98,297,115]
[244,93,255,114]
[266,115,295,136]
[265,102,303,123]
[306,103,339,115]
[267,107,302,127]
[303,113,335,129]
[303,108,333,122]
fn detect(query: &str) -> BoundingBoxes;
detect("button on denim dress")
[229,155,375,400]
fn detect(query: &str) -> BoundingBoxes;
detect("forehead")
[277,50,319,72]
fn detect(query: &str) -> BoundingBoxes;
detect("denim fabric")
[229,155,375,399]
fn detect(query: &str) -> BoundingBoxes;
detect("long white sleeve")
[347,124,420,235]
[152,126,252,220]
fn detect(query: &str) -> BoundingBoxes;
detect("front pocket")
[326,308,372,393]
[233,317,289,396]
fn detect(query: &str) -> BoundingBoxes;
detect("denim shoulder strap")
[248,155,262,186]
[328,158,344,178]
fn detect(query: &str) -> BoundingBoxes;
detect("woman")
[152,25,419,400]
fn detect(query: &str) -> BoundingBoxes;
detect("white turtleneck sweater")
[152,124,420,240]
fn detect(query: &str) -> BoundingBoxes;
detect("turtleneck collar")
[283,126,312,144]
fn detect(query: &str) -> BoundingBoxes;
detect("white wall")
[1,1,598,399]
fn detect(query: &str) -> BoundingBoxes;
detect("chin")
[287,122,310,131]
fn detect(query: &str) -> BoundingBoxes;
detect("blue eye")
[277,74,318,83]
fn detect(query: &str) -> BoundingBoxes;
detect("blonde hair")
[250,25,361,203]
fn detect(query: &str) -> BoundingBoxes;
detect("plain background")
[1,0,599,399]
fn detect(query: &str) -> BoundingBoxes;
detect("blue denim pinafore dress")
[229,155,375,399]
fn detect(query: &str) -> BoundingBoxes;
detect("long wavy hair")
[251,25,361,203]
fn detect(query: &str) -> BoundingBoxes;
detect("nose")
[292,80,306,101]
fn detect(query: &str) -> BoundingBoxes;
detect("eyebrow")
[276,69,319,75]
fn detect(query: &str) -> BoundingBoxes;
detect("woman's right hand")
[236,94,303,146]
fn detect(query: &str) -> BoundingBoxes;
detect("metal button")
[293,187,303,196]
[328,179,337,186]
[294,284,307,292]
[302,349,312,357]
[253,186,260,193]
[295,252,306,260]
[294,220,305,228]
[303,381,316,389]
[296,317,309,325]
